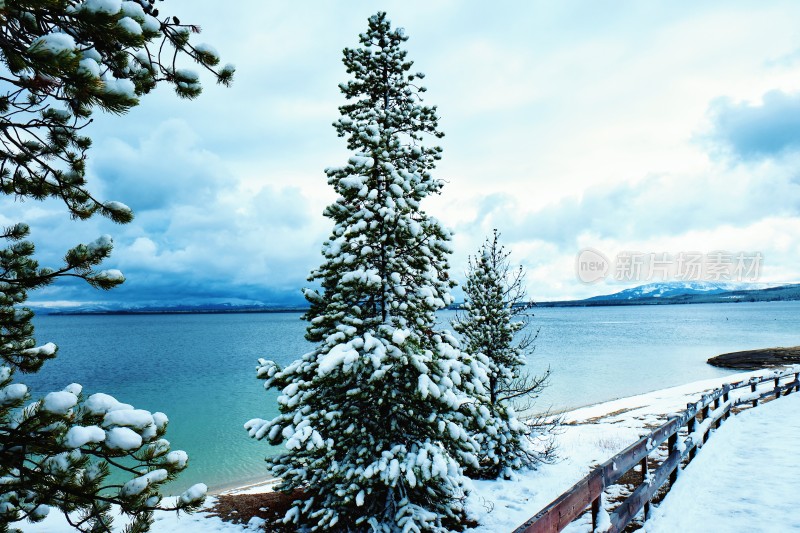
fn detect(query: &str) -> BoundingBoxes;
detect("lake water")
[24,301,800,495]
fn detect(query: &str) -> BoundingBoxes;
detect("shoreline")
[213,476,280,496]
[26,364,798,532]
[208,365,785,498]
[558,366,784,423]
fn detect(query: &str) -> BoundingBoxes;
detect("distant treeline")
[46,306,310,316]
[41,284,800,315]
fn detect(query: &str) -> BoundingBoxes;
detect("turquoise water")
[24,302,800,494]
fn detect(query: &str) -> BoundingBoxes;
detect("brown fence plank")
[609,400,732,532]
[513,469,604,533]
[608,445,683,532]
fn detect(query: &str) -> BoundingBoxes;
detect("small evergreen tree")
[247,12,496,532]
[0,1,233,531]
[453,230,554,478]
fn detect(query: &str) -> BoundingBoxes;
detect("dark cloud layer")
[3,117,326,309]
[31,274,308,309]
[92,120,226,212]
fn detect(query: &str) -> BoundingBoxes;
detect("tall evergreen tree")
[247,12,494,532]
[453,230,554,478]
[0,1,233,531]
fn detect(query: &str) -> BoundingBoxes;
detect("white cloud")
[8,0,800,305]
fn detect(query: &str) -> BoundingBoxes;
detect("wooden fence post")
[668,432,679,486]
[641,456,651,519]
[795,372,800,393]
[775,377,781,400]
[751,380,758,407]
[784,373,795,396]
[722,385,730,421]
[702,403,710,444]
[714,397,721,429]
[687,405,697,462]
[592,495,601,531]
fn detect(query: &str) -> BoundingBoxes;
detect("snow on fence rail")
[512,366,800,533]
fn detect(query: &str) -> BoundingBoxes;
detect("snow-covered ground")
[464,368,787,532]
[644,391,800,532]
[19,368,793,532]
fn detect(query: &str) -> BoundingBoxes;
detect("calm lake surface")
[26,301,800,494]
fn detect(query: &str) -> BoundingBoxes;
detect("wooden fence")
[513,366,800,533]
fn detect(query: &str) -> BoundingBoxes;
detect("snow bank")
[645,392,800,532]
[18,495,246,533]
[466,368,791,532]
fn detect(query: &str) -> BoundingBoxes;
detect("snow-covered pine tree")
[246,12,492,532]
[0,2,233,531]
[453,230,554,479]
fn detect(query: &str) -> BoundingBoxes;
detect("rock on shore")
[707,346,800,370]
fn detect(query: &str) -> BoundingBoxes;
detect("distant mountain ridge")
[32,281,800,314]
[539,281,800,307]
[584,281,783,301]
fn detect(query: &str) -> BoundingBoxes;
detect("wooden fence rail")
[513,366,800,533]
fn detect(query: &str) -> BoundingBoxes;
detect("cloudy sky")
[10,0,800,307]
